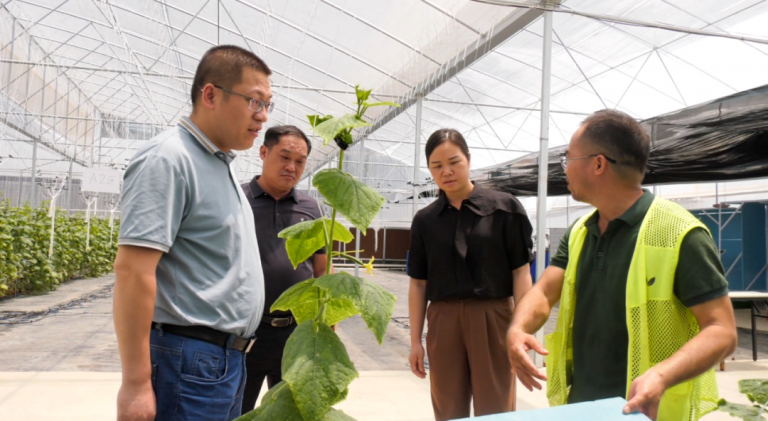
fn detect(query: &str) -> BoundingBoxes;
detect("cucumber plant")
[238,87,399,421]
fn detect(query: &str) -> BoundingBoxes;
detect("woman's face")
[427,141,471,195]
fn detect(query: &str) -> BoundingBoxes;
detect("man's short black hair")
[580,109,650,178]
[191,45,271,107]
[263,125,312,155]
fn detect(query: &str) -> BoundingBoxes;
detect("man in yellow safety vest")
[506,109,738,421]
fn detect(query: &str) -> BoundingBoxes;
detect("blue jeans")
[150,328,247,421]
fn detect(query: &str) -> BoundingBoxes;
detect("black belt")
[152,323,256,353]
[261,315,295,328]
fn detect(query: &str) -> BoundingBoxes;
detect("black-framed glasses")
[212,84,275,114]
[560,154,617,171]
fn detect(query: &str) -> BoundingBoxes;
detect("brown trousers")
[426,298,516,421]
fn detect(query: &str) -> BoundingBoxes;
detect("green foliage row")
[0,200,118,298]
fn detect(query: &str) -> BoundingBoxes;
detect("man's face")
[260,135,309,192]
[564,126,593,203]
[214,68,272,151]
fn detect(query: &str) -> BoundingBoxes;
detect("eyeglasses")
[212,85,275,114]
[560,154,617,171]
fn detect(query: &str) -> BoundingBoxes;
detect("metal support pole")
[23,38,34,205]
[30,139,39,205]
[67,158,74,212]
[31,82,45,206]
[383,227,387,262]
[534,10,554,367]
[17,170,23,205]
[99,116,103,167]
[64,86,73,211]
[4,22,14,92]
[74,90,83,210]
[412,95,423,217]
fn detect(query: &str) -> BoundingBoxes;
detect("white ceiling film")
[2,0,768,212]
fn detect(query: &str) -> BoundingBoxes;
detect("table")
[729,291,768,361]
[452,398,648,420]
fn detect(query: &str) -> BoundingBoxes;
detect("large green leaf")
[313,115,370,146]
[271,278,360,326]
[314,272,362,303]
[236,381,302,421]
[279,218,353,269]
[308,114,333,128]
[313,169,385,232]
[358,280,396,344]
[283,321,359,421]
[271,279,320,323]
[321,408,356,421]
[718,399,765,421]
[741,380,768,405]
[237,381,357,421]
[322,297,360,326]
[313,272,395,344]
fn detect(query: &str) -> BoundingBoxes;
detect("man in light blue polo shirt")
[113,45,273,421]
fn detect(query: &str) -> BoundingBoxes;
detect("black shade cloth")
[473,85,768,196]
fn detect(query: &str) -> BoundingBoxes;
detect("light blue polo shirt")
[119,116,264,337]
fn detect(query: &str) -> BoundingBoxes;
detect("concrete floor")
[0,270,766,420]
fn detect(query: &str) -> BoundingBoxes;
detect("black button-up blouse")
[407,183,534,302]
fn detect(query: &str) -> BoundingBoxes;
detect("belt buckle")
[271,317,291,328]
[244,337,256,354]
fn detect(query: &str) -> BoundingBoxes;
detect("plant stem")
[317,149,346,325]
[335,252,365,266]
[325,149,344,276]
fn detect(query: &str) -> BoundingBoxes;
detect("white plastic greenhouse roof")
[2,0,768,189]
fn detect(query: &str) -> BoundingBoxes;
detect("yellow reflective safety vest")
[545,196,719,421]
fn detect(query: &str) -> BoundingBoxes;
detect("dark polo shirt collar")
[248,175,300,204]
[585,189,653,236]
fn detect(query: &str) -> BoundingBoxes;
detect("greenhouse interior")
[1,0,768,420]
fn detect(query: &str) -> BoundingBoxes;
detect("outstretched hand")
[507,328,548,391]
[623,369,666,421]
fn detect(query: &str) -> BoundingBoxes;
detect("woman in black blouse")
[407,129,534,420]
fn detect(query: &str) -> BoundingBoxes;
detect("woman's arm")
[408,278,429,379]
[512,263,532,306]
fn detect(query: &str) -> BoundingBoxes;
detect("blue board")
[692,202,768,291]
[452,398,650,421]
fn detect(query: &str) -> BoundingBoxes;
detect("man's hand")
[117,379,156,421]
[409,342,427,379]
[506,328,548,391]
[623,369,666,421]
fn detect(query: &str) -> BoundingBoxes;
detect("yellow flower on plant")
[363,256,375,275]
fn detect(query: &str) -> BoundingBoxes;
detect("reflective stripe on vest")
[545,196,719,421]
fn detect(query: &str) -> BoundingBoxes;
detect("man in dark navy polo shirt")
[240,125,326,413]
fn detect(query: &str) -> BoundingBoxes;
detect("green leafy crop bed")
[0,200,118,298]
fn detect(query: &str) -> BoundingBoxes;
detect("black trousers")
[240,322,297,414]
